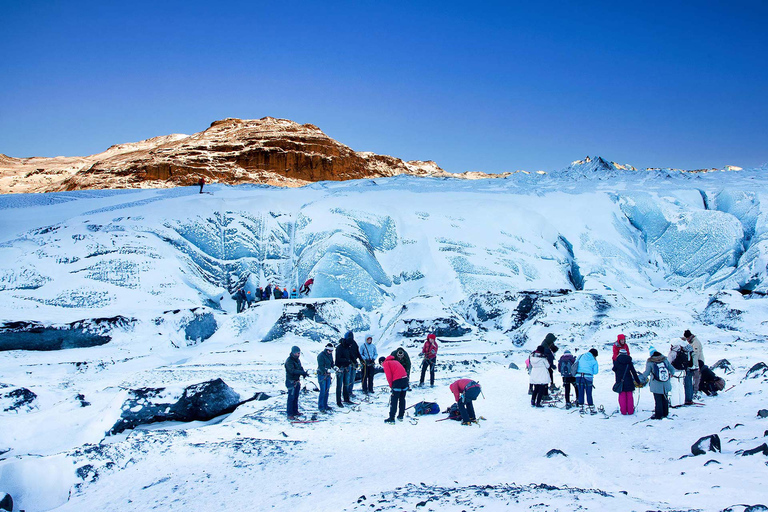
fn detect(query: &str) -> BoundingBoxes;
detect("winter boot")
[384,418,395,424]
[579,405,586,414]
[589,405,597,415]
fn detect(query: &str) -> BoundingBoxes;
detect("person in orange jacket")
[379,355,409,423]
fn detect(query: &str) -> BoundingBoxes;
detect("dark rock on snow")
[704,459,720,466]
[740,443,768,457]
[508,362,519,370]
[746,362,768,379]
[0,316,133,351]
[0,383,37,412]
[110,378,243,435]
[691,434,721,456]
[0,493,12,512]
[546,449,568,458]
[758,409,768,419]
[711,359,734,374]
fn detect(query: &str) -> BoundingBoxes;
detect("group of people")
[232,278,314,313]
[283,331,482,425]
[528,329,719,420]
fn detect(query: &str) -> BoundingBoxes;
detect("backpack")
[462,381,482,401]
[445,403,462,421]
[560,358,574,378]
[671,351,688,371]
[413,401,441,416]
[713,377,725,392]
[653,361,670,382]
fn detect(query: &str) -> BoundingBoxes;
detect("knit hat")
[649,346,656,356]
[683,329,692,338]
[291,346,301,354]
[427,333,436,341]
[617,334,626,342]
[325,343,333,349]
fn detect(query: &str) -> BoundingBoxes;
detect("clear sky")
[1,0,767,173]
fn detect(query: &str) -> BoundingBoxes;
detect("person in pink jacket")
[380,355,409,423]
[612,334,630,361]
[450,378,482,425]
[420,333,439,387]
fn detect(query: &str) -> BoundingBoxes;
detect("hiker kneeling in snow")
[450,378,482,425]
[380,355,409,423]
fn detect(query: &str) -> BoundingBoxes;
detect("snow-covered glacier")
[2,166,768,512]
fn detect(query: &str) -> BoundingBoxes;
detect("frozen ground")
[1,163,768,511]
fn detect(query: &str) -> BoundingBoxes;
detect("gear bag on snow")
[445,403,462,421]
[653,362,670,382]
[413,401,441,415]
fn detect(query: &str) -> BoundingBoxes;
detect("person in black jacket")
[390,347,411,377]
[612,348,641,415]
[316,343,335,412]
[264,284,273,301]
[335,335,355,407]
[285,346,309,419]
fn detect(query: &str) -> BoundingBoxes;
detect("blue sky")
[1,0,766,172]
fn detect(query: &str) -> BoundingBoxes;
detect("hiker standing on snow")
[285,346,309,419]
[360,336,378,394]
[575,348,599,414]
[540,333,559,393]
[335,334,355,407]
[612,334,630,360]
[669,343,695,405]
[344,331,362,397]
[638,347,676,420]
[682,330,705,395]
[557,349,578,409]
[198,177,205,193]
[316,343,335,413]
[612,347,641,415]
[391,347,412,377]
[450,378,482,425]
[529,346,551,408]
[380,355,409,423]
[419,333,438,387]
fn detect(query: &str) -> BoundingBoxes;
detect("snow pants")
[576,376,594,406]
[336,366,351,405]
[346,365,357,395]
[563,377,576,404]
[653,392,669,419]
[388,377,409,420]
[361,362,375,393]
[458,397,476,422]
[618,391,635,415]
[420,357,436,386]
[286,381,300,417]
[683,371,694,403]
[692,368,702,394]
[318,374,331,411]
[531,384,548,406]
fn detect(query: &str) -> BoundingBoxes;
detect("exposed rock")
[740,443,768,456]
[382,295,473,339]
[758,409,768,419]
[109,378,244,435]
[0,316,133,351]
[691,434,721,456]
[746,362,768,379]
[546,449,568,458]
[703,459,720,466]
[508,362,519,370]
[1,117,511,194]
[712,359,734,374]
[0,383,37,412]
[0,493,12,512]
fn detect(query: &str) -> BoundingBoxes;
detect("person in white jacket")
[529,345,551,408]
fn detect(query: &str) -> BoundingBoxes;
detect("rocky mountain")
[0,117,510,194]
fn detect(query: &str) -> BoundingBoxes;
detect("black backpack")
[445,403,462,421]
[672,351,688,371]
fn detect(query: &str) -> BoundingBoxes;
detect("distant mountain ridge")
[0,117,748,194]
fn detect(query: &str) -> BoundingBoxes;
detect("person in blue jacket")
[574,348,599,414]
[360,336,378,394]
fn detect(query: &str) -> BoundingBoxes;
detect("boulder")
[740,443,768,457]
[0,383,37,412]
[746,362,768,379]
[545,449,568,458]
[110,378,243,435]
[711,359,734,374]
[758,409,768,419]
[508,362,519,370]
[381,295,473,339]
[0,493,12,512]
[691,434,721,456]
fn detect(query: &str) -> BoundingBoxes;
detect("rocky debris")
[720,424,744,431]
[0,316,133,351]
[691,434,721,456]
[722,505,768,512]
[0,493,12,512]
[110,378,244,435]
[739,443,768,457]
[758,409,768,419]
[712,359,734,374]
[508,362,519,370]
[746,362,768,379]
[2,117,505,194]
[704,459,721,466]
[382,295,473,339]
[155,307,217,347]
[0,383,37,412]
[76,393,91,407]
[701,292,744,331]
[546,449,568,458]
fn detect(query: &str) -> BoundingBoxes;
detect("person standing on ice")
[612,334,630,361]
[682,330,704,395]
[574,348,599,414]
[390,347,412,377]
[264,284,273,300]
[540,333,559,394]
[638,347,676,420]
[232,288,246,313]
[612,348,641,415]
[316,343,335,413]
[379,355,409,423]
[419,333,438,387]
[669,343,695,405]
[344,331,362,397]
[557,349,578,409]
[299,277,314,295]
[285,346,309,420]
[450,378,482,424]
[273,286,283,300]
[360,336,378,394]
[335,333,355,407]
[529,346,551,408]
[198,177,205,193]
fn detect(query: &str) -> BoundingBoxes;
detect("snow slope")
[1,165,768,511]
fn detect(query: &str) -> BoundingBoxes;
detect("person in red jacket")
[299,278,314,295]
[450,378,482,425]
[419,333,439,387]
[379,355,409,423]
[612,334,630,361]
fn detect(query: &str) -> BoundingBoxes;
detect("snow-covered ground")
[2,164,768,511]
